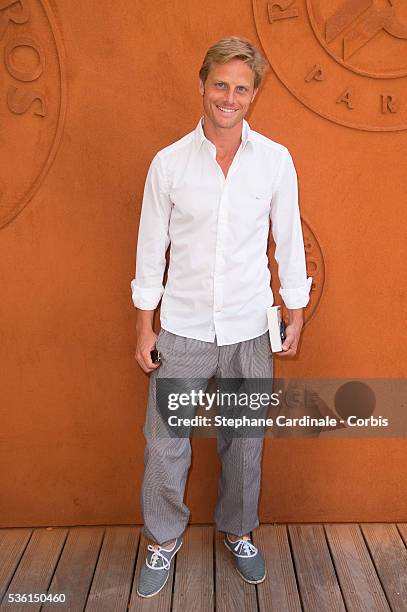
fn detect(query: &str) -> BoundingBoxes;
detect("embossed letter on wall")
[253,0,407,131]
[0,0,66,229]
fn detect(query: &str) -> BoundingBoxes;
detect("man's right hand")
[134,309,160,373]
[135,327,160,373]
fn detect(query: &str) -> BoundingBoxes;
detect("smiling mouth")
[216,105,238,114]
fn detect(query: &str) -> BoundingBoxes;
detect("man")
[131,36,311,598]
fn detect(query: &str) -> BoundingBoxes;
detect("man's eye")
[215,82,226,88]
[237,86,247,93]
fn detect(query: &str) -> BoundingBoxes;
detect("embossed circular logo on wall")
[253,0,407,131]
[269,218,325,325]
[0,0,66,229]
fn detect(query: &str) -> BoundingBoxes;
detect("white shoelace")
[146,544,171,570]
[230,538,258,558]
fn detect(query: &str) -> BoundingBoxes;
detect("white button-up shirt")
[131,118,312,346]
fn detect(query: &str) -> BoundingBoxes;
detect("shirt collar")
[194,117,253,150]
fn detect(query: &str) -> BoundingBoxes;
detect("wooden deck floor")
[1,524,407,611]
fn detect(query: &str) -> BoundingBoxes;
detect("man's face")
[199,59,258,130]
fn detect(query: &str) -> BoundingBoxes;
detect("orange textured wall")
[0,0,406,527]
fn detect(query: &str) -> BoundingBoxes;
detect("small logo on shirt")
[253,0,407,131]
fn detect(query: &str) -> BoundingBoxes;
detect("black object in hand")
[279,320,287,343]
[150,349,161,364]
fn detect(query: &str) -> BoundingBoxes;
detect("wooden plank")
[325,524,390,611]
[85,526,139,612]
[42,526,104,611]
[288,524,346,612]
[397,524,407,547]
[254,525,301,612]
[128,534,174,611]
[361,523,407,612]
[215,530,258,612]
[0,529,32,604]
[172,525,214,612]
[1,527,67,612]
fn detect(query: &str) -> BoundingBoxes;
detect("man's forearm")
[136,309,155,332]
[287,307,303,328]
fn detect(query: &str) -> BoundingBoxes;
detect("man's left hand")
[279,323,302,357]
[278,307,304,357]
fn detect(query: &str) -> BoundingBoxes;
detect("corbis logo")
[0,0,66,229]
[253,0,407,130]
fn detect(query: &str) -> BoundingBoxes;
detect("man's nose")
[225,88,236,105]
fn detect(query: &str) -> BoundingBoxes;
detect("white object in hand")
[267,305,285,353]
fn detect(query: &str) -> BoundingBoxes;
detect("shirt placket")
[210,142,244,340]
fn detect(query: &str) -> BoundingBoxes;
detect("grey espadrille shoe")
[137,537,183,598]
[224,534,266,584]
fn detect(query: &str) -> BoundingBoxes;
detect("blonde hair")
[199,36,268,90]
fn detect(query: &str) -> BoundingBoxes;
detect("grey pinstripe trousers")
[140,329,273,545]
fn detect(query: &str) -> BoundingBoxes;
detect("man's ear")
[251,87,258,103]
[199,78,205,96]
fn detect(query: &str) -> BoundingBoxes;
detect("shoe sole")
[235,566,267,585]
[224,538,266,585]
[136,539,183,598]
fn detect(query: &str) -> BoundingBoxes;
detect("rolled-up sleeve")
[270,148,312,309]
[131,154,172,310]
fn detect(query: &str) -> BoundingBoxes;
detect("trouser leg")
[141,411,192,544]
[140,330,217,545]
[214,434,264,535]
[214,332,273,535]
